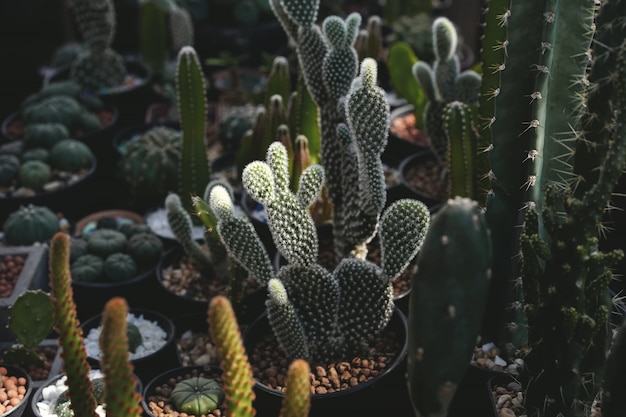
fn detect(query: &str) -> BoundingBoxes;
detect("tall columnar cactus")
[69,0,127,91]
[207,295,255,417]
[407,197,492,417]
[412,17,483,200]
[206,142,430,363]
[99,297,143,417]
[49,233,142,417]
[176,46,211,217]
[270,0,390,261]
[478,0,598,348]
[49,232,99,417]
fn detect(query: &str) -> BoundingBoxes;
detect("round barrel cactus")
[49,139,95,173]
[170,377,224,416]
[118,126,182,207]
[69,236,89,263]
[71,48,127,92]
[2,205,60,245]
[103,252,138,281]
[70,254,105,282]
[18,160,52,190]
[21,148,50,164]
[126,232,164,269]
[0,154,20,185]
[23,123,70,149]
[126,322,143,353]
[118,222,153,238]
[21,95,84,129]
[86,229,127,258]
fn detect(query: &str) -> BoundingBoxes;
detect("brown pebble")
[499,407,516,417]
[315,366,327,378]
[316,386,328,394]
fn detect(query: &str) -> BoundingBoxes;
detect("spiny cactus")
[2,205,59,246]
[69,0,127,91]
[207,141,430,363]
[207,295,255,417]
[49,233,142,417]
[49,139,95,173]
[406,197,492,417]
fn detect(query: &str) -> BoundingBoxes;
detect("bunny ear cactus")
[176,46,211,217]
[98,297,143,417]
[407,197,492,417]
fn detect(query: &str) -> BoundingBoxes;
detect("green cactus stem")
[407,197,492,417]
[98,297,143,417]
[207,295,255,417]
[176,46,211,217]
[603,318,626,417]
[2,205,59,246]
[18,160,51,190]
[170,377,224,415]
[49,232,99,417]
[279,358,311,417]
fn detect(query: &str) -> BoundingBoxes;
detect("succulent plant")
[170,377,225,415]
[118,125,182,210]
[2,204,59,246]
[49,139,95,173]
[0,155,21,186]
[21,94,102,135]
[103,253,138,281]
[49,233,143,417]
[17,160,51,190]
[85,229,128,259]
[125,232,164,269]
[70,254,105,282]
[21,148,50,164]
[23,123,70,149]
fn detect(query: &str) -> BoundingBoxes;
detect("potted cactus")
[30,232,143,417]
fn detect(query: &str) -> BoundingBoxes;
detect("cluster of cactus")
[2,205,60,246]
[472,0,626,416]
[70,217,163,283]
[269,0,398,261]
[117,125,182,210]
[48,232,142,417]
[205,139,430,363]
[208,295,311,417]
[68,0,127,91]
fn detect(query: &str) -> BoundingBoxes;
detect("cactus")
[21,94,102,135]
[0,155,20,185]
[18,160,51,190]
[207,295,256,417]
[603,318,626,417]
[21,148,50,164]
[279,359,311,417]
[218,104,258,152]
[355,15,383,63]
[118,125,182,209]
[49,139,95,173]
[4,290,55,369]
[71,254,105,282]
[125,232,164,269]
[23,123,70,149]
[2,205,59,246]
[49,233,142,417]
[85,229,128,259]
[170,377,224,415]
[68,0,127,91]
[406,197,492,417]
[207,141,430,363]
[176,46,212,217]
[103,253,138,281]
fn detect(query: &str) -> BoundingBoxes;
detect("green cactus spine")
[407,197,492,417]
[207,295,255,417]
[49,232,99,417]
[99,297,143,417]
[2,205,59,246]
[176,46,211,217]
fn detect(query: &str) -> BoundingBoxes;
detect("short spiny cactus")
[2,205,59,246]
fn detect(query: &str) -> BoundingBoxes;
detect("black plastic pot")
[244,307,411,417]
[30,368,143,417]
[80,308,178,385]
[141,365,224,417]
[397,149,446,210]
[0,364,32,417]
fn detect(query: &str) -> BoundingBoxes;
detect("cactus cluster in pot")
[45,232,142,417]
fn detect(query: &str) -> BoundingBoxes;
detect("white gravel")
[35,369,107,417]
[84,313,168,360]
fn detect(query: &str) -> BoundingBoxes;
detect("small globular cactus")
[2,205,59,246]
[170,377,224,415]
[18,160,51,190]
[48,139,95,173]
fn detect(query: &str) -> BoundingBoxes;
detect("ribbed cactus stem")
[70,0,116,54]
[99,297,143,417]
[407,198,492,417]
[139,1,168,74]
[265,56,291,108]
[49,232,98,417]
[603,318,626,417]
[176,46,211,217]
[279,359,311,417]
[207,296,255,417]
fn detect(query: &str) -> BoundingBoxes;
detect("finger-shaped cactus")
[176,46,211,217]
[279,359,311,417]
[99,297,143,417]
[407,197,492,417]
[207,295,255,417]
[49,232,99,417]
